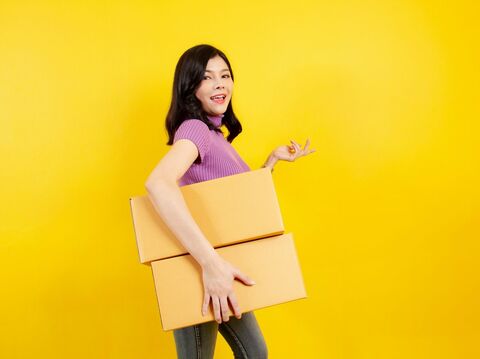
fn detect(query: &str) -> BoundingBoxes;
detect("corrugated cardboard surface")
[151,233,307,331]
[130,168,284,263]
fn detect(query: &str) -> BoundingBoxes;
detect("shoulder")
[173,119,212,164]
[174,119,211,141]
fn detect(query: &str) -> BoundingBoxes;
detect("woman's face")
[195,55,233,116]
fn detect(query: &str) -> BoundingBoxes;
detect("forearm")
[145,179,219,268]
[262,152,278,171]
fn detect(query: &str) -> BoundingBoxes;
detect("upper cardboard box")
[129,168,285,264]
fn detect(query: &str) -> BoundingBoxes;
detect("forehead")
[205,55,230,72]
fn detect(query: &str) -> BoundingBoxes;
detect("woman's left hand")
[272,138,316,162]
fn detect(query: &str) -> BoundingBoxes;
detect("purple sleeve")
[173,119,211,164]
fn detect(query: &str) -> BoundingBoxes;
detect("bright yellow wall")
[1,0,479,358]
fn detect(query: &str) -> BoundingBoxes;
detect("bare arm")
[144,139,254,323]
[145,140,219,267]
[262,152,278,171]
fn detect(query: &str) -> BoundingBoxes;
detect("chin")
[210,107,226,115]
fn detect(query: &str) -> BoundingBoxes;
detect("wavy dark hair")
[165,44,243,146]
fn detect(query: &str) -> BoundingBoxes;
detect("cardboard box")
[130,168,284,264]
[151,233,307,331]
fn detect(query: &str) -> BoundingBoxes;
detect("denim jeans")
[173,311,268,358]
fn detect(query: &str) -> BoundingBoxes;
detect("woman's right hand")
[201,255,256,323]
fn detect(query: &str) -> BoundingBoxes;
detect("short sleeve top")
[173,114,251,186]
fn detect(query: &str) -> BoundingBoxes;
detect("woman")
[145,44,315,359]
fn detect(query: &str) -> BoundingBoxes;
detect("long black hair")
[165,44,243,145]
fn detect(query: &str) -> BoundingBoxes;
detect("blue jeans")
[173,311,268,358]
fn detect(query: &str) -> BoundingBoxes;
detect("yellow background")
[1,0,479,358]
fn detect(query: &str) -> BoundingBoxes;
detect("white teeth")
[211,95,226,100]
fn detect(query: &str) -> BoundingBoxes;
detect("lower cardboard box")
[150,233,307,331]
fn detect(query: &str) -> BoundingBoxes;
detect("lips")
[210,94,227,100]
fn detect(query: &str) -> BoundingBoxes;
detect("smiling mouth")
[210,95,226,100]
[210,94,227,104]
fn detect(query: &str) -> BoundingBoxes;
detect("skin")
[146,55,316,325]
[195,55,233,117]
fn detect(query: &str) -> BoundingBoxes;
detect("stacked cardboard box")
[129,167,306,331]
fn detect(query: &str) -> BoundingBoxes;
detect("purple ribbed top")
[173,113,251,186]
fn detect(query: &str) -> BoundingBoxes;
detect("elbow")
[145,176,176,194]
[145,178,160,193]
[144,182,153,194]
[145,175,160,193]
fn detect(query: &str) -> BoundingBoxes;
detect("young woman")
[145,44,315,359]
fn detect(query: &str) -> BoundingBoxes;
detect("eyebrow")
[205,69,230,73]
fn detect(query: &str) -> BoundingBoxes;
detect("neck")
[207,113,224,128]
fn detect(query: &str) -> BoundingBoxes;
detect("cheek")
[195,85,208,100]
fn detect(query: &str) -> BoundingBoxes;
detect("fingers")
[302,138,316,155]
[202,293,210,316]
[210,294,242,323]
[291,139,302,148]
[290,138,316,158]
[220,296,230,322]
[203,263,253,323]
[228,292,242,319]
[303,138,310,151]
[290,140,301,153]
[212,296,222,323]
[209,293,240,323]
[289,140,302,161]
[233,269,256,286]
[303,138,317,154]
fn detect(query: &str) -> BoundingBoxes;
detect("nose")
[214,77,225,89]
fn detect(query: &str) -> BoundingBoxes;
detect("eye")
[203,75,211,80]
[223,74,231,78]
